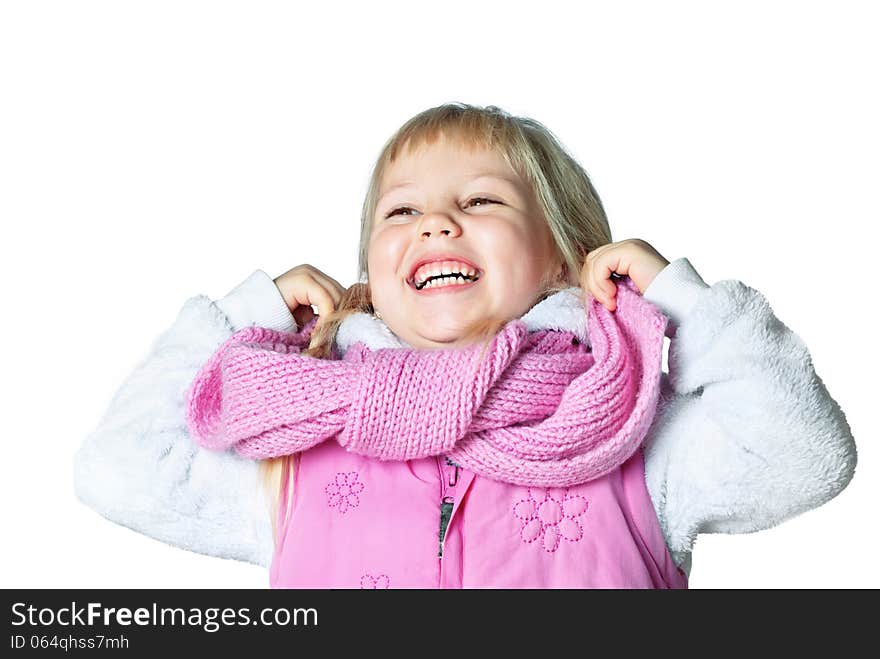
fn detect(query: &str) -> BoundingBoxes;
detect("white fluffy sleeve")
[641,258,858,574]
[73,269,295,568]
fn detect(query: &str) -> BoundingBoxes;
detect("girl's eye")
[384,197,499,219]
[465,197,499,208]
[385,206,417,218]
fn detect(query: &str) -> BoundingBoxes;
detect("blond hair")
[259,102,613,548]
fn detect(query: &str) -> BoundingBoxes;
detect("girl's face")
[368,134,562,349]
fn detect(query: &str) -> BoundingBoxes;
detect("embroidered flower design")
[360,573,390,589]
[513,488,588,553]
[325,471,364,513]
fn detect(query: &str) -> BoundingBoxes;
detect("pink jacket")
[271,438,688,588]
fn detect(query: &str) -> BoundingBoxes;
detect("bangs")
[382,109,526,183]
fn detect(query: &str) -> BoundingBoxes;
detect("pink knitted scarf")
[185,277,668,487]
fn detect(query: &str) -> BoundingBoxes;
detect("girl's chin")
[397,323,478,349]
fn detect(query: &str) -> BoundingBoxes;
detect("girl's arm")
[73,270,298,568]
[641,258,857,573]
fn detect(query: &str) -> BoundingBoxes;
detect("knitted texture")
[185,277,668,487]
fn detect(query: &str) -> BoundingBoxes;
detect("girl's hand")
[580,239,670,312]
[273,264,346,329]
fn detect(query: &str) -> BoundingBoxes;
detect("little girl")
[75,102,857,588]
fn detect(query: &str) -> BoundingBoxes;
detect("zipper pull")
[449,465,459,487]
[439,496,455,558]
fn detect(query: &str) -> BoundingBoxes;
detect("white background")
[1,1,877,589]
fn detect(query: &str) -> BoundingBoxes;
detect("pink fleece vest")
[269,439,687,589]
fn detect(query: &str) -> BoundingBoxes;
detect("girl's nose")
[417,211,462,240]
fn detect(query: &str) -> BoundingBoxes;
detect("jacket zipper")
[437,456,460,558]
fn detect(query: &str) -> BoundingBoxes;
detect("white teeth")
[413,260,479,287]
[420,274,473,290]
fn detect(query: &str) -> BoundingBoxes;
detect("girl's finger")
[311,271,346,307]
[301,279,338,327]
[580,259,605,308]
[578,263,596,306]
[581,270,610,311]
[591,254,619,309]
